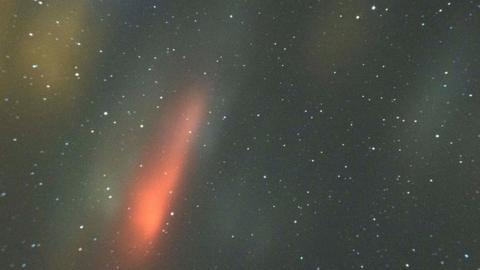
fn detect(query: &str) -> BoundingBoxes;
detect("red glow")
[118,87,206,266]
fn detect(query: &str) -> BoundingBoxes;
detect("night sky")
[1,1,480,269]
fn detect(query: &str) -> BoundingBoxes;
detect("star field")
[1,0,480,269]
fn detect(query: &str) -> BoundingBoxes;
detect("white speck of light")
[435,134,440,138]
[355,15,360,20]
[371,5,376,10]
[464,253,469,259]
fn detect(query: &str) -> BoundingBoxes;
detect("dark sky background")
[1,0,480,269]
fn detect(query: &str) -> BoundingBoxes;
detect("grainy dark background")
[1,0,479,269]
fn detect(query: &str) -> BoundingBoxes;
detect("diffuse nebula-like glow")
[117,87,207,267]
